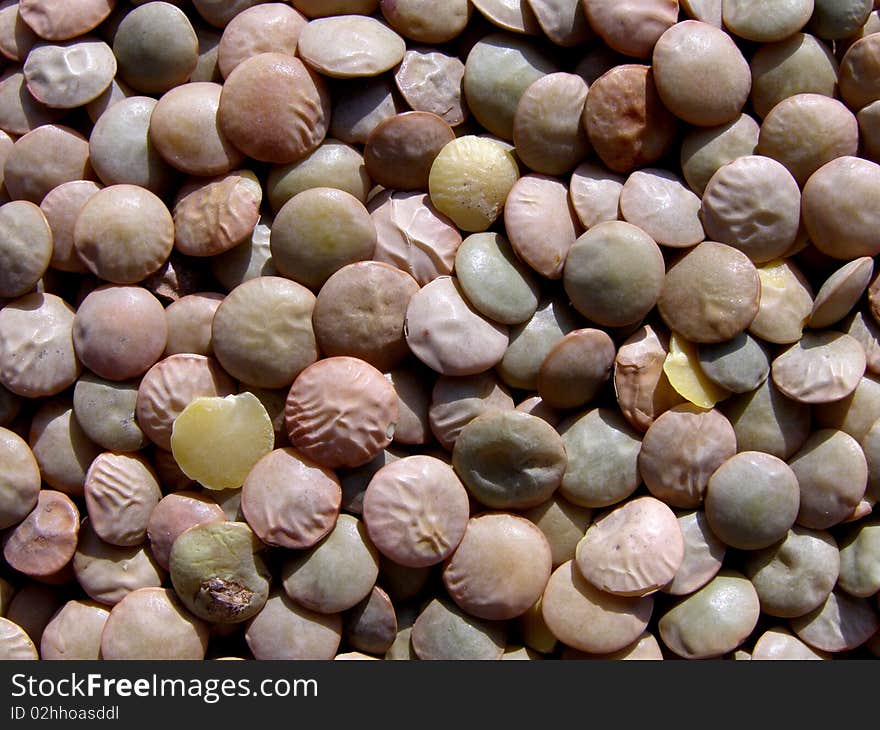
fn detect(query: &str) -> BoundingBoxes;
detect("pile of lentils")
[2,0,880,661]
